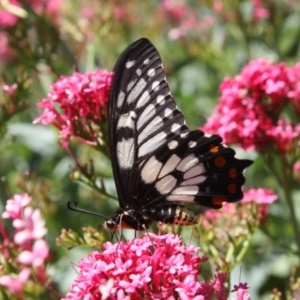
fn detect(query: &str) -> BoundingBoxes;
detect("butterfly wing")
[108,38,189,208]
[136,130,252,209]
[108,38,252,212]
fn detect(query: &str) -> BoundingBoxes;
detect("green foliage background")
[1,0,300,299]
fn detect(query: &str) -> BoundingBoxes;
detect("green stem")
[263,154,300,257]
[280,158,300,258]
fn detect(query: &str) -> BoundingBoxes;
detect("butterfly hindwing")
[137,130,251,209]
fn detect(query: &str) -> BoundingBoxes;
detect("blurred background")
[1,0,300,299]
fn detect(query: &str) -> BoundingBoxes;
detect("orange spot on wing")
[212,196,228,206]
[209,144,219,153]
[228,168,237,178]
[228,183,236,194]
[214,155,226,167]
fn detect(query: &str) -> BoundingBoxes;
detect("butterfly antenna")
[67,201,109,221]
[239,266,243,283]
[114,214,125,251]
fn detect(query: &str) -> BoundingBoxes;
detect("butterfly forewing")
[109,39,188,208]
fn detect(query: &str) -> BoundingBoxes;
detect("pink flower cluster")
[0,194,50,297]
[160,0,216,41]
[251,0,269,20]
[203,188,278,227]
[213,0,269,21]
[202,59,300,154]
[0,0,62,28]
[242,188,278,205]
[0,0,62,62]
[34,69,113,147]
[63,233,240,300]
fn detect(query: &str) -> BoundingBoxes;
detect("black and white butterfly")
[101,38,253,232]
[69,38,252,232]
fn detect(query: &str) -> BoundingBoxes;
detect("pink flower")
[0,268,31,294]
[13,207,47,245]
[18,239,49,267]
[231,282,250,300]
[161,0,187,21]
[0,0,62,28]
[0,32,14,61]
[62,233,230,300]
[2,193,32,219]
[201,59,300,154]
[99,278,114,300]
[242,188,278,205]
[160,0,216,41]
[202,188,277,229]
[0,194,51,297]
[251,0,269,20]
[213,0,223,13]
[243,188,278,223]
[34,69,113,146]
[2,83,17,96]
[293,161,300,181]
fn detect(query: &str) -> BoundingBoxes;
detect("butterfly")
[68,38,253,232]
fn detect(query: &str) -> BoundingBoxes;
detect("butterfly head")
[103,208,153,232]
[103,218,136,232]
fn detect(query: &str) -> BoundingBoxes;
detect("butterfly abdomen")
[150,204,199,226]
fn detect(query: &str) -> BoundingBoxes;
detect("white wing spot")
[155,175,177,195]
[117,111,136,129]
[141,156,162,184]
[117,91,125,108]
[126,60,135,68]
[147,68,155,77]
[129,111,136,118]
[137,104,155,130]
[180,132,189,138]
[152,81,160,91]
[181,176,206,186]
[127,78,146,104]
[188,141,197,148]
[184,164,205,179]
[164,108,173,118]
[117,138,134,169]
[138,116,163,143]
[171,123,181,133]
[144,58,150,65]
[136,68,142,75]
[166,195,195,202]
[159,154,181,178]
[138,131,167,157]
[136,91,150,108]
[168,140,178,149]
[172,186,199,195]
[177,154,199,172]
[157,95,165,105]
[204,133,213,138]
[127,80,136,92]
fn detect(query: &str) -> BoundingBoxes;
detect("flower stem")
[264,154,300,257]
[280,158,300,258]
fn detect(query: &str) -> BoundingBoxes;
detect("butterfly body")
[105,204,199,231]
[106,38,253,232]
